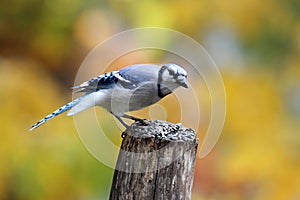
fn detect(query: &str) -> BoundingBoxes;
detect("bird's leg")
[111,112,146,129]
[122,114,144,122]
[111,112,130,128]
[123,114,149,126]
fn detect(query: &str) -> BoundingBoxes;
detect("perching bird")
[29,63,188,131]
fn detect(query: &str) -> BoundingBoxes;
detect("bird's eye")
[179,73,187,78]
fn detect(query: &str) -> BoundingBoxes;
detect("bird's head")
[158,64,188,90]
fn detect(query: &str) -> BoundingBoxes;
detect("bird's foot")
[122,114,150,126]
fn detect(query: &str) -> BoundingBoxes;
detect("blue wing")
[72,71,119,93]
[73,64,161,92]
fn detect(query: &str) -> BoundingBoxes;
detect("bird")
[29,63,188,131]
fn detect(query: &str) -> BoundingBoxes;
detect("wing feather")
[72,71,120,93]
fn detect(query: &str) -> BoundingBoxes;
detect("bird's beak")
[179,80,188,88]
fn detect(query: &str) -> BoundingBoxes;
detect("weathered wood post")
[110,120,199,200]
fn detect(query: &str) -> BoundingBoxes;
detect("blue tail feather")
[29,97,83,131]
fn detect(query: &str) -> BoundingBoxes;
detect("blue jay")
[29,63,188,131]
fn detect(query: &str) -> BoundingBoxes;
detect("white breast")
[100,82,160,115]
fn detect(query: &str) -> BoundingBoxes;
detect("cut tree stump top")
[127,120,196,141]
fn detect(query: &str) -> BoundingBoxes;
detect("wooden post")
[110,120,199,200]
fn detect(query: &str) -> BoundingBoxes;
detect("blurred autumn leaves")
[1,0,300,199]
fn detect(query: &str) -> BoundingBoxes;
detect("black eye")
[179,73,187,78]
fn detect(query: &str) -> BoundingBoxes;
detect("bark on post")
[109,120,199,200]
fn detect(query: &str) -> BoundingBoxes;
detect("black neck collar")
[157,84,172,98]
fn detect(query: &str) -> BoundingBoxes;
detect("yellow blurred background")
[1,0,300,199]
